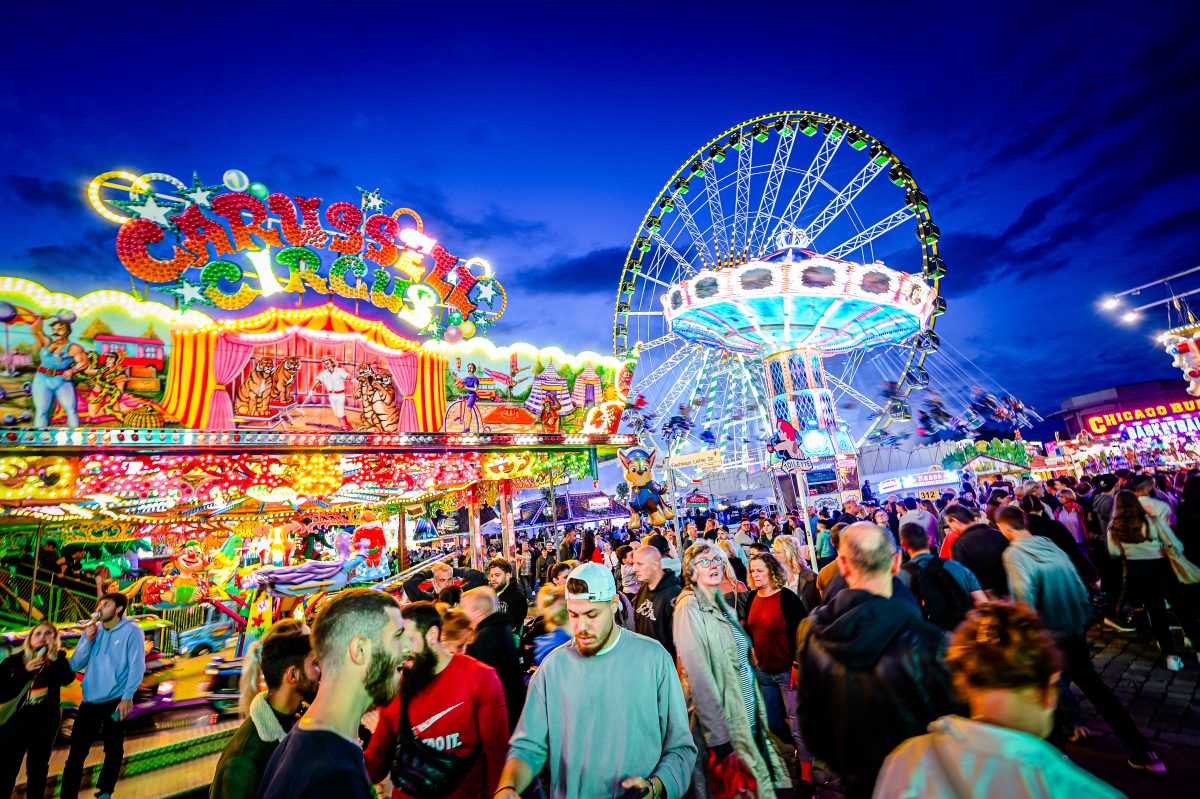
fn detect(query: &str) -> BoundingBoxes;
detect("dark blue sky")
[1,2,1197,420]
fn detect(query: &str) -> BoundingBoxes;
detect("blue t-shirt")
[259,727,372,799]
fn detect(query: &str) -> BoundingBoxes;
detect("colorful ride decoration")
[246,555,367,598]
[428,339,634,436]
[618,446,674,529]
[349,510,390,583]
[1164,324,1200,397]
[88,169,504,338]
[161,304,446,432]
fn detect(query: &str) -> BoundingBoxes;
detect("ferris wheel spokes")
[673,191,715,271]
[770,130,844,248]
[702,163,732,258]
[827,374,883,413]
[649,230,696,277]
[803,159,888,245]
[748,124,799,257]
[732,136,754,256]
[827,208,916,259]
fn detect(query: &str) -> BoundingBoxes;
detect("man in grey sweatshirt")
[495,562,696,799]
[61,592,148,799]
[995,506,1166,774]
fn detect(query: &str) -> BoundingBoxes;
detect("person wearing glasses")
[673,541,790,798]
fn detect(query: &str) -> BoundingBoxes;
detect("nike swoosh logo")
[414,702,464,733]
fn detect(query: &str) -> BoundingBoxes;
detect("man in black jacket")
[942,504,1010,596]
[463,587,527,731]
[486,557,529,634]
[402,562,486,603]
[631,544,682,659]
[795,523,958,799]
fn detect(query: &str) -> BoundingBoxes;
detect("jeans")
[59,698,126,798]
[33,371,79,428]
[1053,635,1148,757]
[755,668,813,762]
[1124,558,1200,655]
[0,703,60,799]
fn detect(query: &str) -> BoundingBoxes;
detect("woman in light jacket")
[673,540,789,799]
[875,602,1124,799]
[1108,489,1200,672]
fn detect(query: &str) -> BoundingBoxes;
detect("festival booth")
[0,165,637,639]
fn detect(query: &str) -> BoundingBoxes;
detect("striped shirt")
[720,603,757,730]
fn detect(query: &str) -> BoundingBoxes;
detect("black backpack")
[902,556,972,630]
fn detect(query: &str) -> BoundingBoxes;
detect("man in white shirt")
[312,356,353,430]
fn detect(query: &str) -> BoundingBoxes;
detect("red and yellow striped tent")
[161,304,447,431]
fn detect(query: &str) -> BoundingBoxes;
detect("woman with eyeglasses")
[0,622,76,799]
[673,541,789,798]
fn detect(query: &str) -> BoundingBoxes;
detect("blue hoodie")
[69,616,146,703]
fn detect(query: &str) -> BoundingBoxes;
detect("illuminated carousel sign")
[88,170,506,336]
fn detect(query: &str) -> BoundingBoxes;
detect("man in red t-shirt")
[364,602,509,799]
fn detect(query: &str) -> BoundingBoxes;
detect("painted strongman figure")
[313,355,354,430]
[31,315,88,428]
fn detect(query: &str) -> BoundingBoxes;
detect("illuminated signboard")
[88,170,505,335]
[877,468,960,494]
[1121,413,1200,441]
[1085,399,1200,435]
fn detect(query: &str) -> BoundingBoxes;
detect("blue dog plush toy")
[618,446,675,529]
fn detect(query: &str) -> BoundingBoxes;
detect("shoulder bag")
[1156,527,1200,585]
[390,695,478,799]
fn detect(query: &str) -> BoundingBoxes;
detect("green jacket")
[210,692,297,799]
[674,587,789,798]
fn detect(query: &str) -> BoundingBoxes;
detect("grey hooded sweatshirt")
[1002,536,1092,638]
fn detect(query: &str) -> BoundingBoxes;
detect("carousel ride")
[614,111,1039,495]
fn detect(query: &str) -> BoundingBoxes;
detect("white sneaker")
[1167,655,1185,672]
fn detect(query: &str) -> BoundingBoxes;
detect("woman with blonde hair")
[674,540,789,798]
[0,622,75,798]
[771,536,820,613]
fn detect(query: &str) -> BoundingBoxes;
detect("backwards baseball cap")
[565,562,617,602]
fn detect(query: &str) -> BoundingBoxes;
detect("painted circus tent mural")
[0,168,633,436]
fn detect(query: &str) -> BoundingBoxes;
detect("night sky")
[1,2,1197,424]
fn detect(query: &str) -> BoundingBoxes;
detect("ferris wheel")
[613,111,947,471]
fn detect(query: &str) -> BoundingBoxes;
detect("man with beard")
[487,556,529,634]
[463,587,527,730]
[495,563,696,799]
[259,589,405,799]
[210,622,319,799]
[364,602,509,798]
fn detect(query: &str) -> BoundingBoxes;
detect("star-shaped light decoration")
[113,192,182,230]
[357,186,390,212]
[177,173,223,208]
[159,275,214,311]
[475,279,497,304]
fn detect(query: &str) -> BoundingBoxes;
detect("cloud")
[10,225,128,291]
[257,156,349,189]
[387,181,548,244]
[3,174,77,212]
[517,246,626,294]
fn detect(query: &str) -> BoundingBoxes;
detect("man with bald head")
[794,523,957,799]
[631,544,682,659]
[463,587,526,730]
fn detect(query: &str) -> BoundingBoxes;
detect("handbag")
[0,674,34,726]
[390,696,478,799]
[1159,532,1200,585]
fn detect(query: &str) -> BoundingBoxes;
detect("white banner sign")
[671,449,724,469]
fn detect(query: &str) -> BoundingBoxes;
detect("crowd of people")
[6,465,1199,797]
[203,465,1200,797]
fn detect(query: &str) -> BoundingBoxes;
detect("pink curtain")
[383,352,419,431]
[206,337,260,429]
